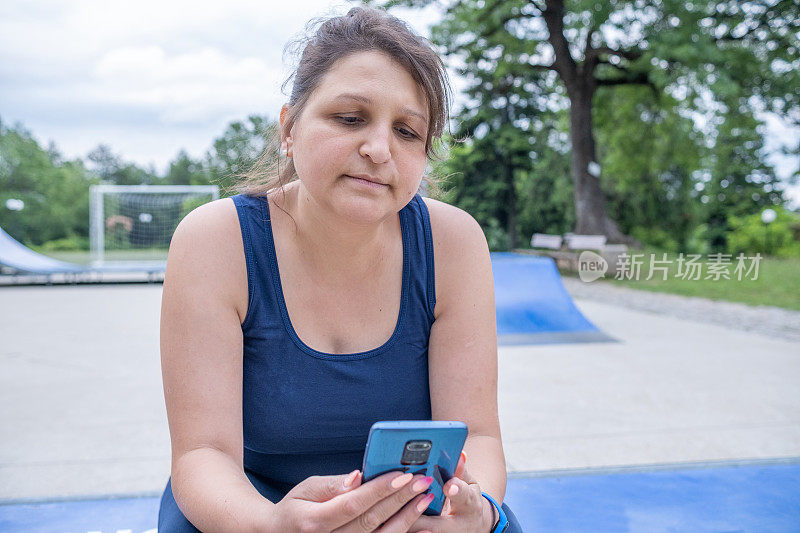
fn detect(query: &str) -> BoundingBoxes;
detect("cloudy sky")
[1,0,797,205]
[0,1,443,167]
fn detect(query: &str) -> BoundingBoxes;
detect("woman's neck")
[271,181,398,279]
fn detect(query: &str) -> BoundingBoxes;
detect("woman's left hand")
[407,452,495,532]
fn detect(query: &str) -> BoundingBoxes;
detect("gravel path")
[561,277,800,344]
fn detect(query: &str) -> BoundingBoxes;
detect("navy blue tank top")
[159,192,436,530]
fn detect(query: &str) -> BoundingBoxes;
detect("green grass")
[571,251,800,311]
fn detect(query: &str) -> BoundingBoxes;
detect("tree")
[165,150,207,186]
[702,100,784,251]
[87,144,157,185]
[0,119,95,245]
[205,115,276,193]
[378,0,800,245]
[592,84,705,251]
[423,0,577,248]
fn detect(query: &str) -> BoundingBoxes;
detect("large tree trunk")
[544,0,636,245]
[568,84,630,243]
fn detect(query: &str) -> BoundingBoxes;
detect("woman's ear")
[279,104,294,157]
[279,104,290,129]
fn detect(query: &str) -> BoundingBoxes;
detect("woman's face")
[282,50,430,225]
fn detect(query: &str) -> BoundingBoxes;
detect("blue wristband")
[481,492,509,533]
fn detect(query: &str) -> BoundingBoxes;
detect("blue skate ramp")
[0,226,87,274]
[491,252,612,345]
[504,459,800,532]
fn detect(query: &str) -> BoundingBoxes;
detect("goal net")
[89,185,219,266]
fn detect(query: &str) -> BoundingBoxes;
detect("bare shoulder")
[422,197,489,263]
[166,197,247,318]
[171,197,240,245]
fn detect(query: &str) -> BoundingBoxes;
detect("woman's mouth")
[345,175,389,189]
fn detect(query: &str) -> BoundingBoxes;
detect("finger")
[376,493,436,533]
[442,466,476,503]
[453,462,478,485]
[407,514,439,533]
[337,475,433,533]
[293,470,362,502]
[442,476,480,515]
[320,471,414,530]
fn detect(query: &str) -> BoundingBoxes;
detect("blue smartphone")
[361,420,468,516]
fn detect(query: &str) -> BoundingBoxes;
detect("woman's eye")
[337,116,361,124]
[397,127,419,139]
[336,116,419,140]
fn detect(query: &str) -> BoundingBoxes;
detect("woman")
[159,6,522,532]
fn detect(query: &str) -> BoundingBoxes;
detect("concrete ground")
[1,283,799,502]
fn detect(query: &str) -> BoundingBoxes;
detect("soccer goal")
[89,185,219,266]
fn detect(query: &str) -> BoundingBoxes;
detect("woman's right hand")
[269,470,435,532]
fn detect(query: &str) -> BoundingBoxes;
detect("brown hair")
[234,5,452,196]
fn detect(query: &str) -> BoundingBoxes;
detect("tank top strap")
[230,193,276,331]
[401,194,437,323]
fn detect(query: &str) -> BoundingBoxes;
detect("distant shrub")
[727,207,800,258]
[483,219,511,252]
[630,226,679,253]
[39,235,90,251]
[684,223,711,255]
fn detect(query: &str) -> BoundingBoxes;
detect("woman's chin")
[333,196,398,226]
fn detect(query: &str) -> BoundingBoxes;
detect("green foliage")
[87,145,158,185]
[727,207,800,257]
[685,223,712,255]
[594,84,703,250]
[378,0,799,254]
[205,115,276,194]
[181,195,211,217]
[630,227,680,253]
[700,103,784,251]
[37,235,90,252]
[0,118,96,246]
[165,150,208,186]
[420,0,576,249]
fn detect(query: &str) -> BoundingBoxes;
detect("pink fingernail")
[417,492,435,512]
[413,476,434,492]
[391,472,413,489]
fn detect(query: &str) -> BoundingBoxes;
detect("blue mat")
[3,460,798,532]
[491,252,612,345]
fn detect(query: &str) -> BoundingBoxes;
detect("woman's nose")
[358,125,391,164]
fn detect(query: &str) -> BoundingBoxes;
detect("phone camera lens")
[401,440,432,465]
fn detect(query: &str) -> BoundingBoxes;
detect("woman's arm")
[424,198,506,524]
[161,198,273,532]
